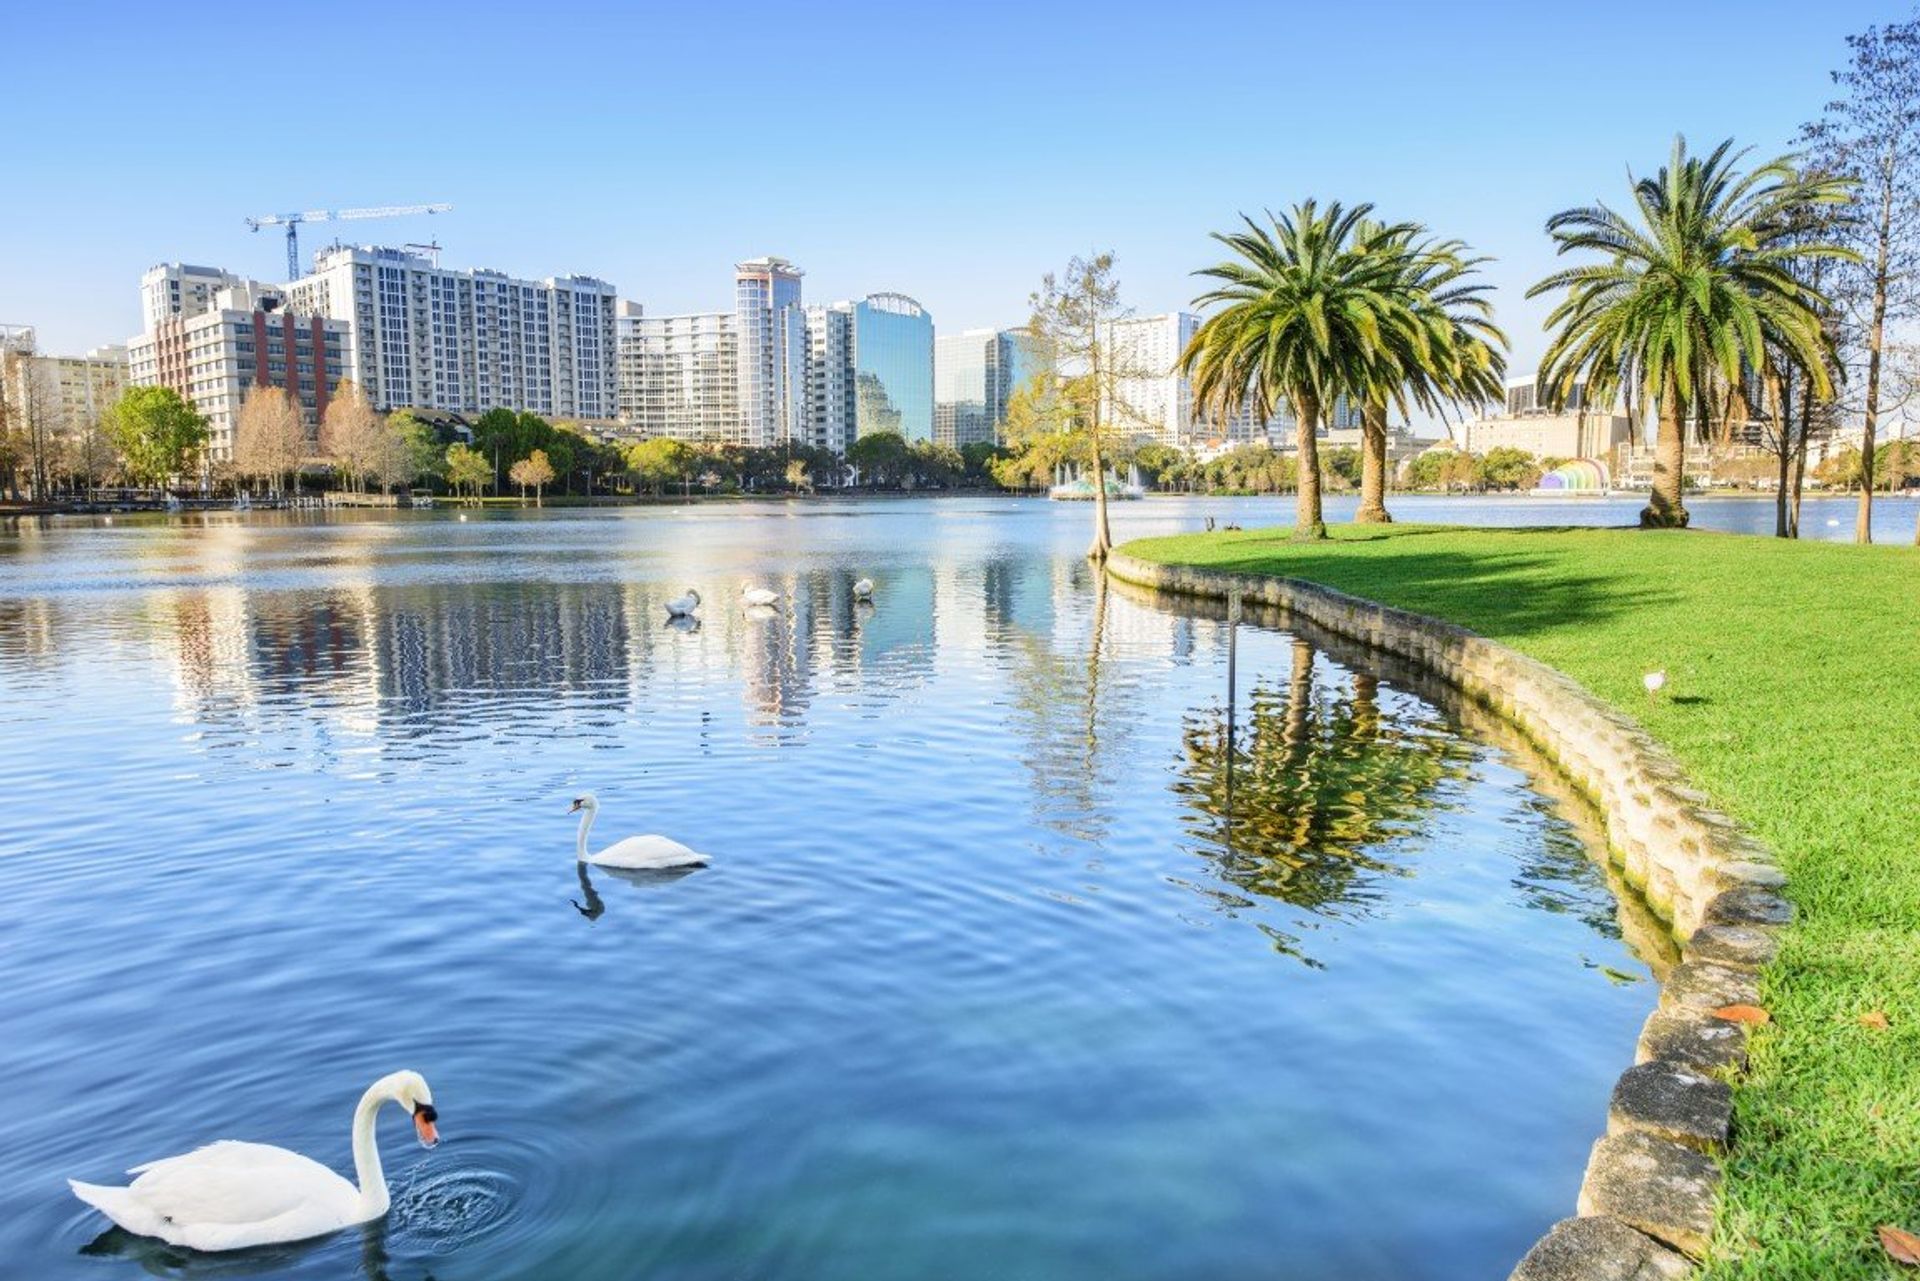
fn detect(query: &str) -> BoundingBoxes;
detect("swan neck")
[576,804,595,861]
[351,1084,391,1219]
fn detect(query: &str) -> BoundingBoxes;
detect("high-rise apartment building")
[616,304,742,443]
[733,257,806,447]
[803,303,855,455]
[141,263,249,333]
[850,293,933,443]
[285,245,617,420]
[128,276,347,461]
[1098,312,1310,449]
[934,327,1032,448]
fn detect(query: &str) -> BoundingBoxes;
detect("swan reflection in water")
[81,1217,402,1280]
[571,860,702,920]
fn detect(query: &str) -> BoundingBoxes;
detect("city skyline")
[1,1,1894,371]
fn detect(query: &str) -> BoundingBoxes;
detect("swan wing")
[590,835,709,870]
[73,1142,357,1251]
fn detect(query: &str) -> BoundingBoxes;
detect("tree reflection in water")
[1173,636,1476,963]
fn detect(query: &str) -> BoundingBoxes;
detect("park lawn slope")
[1121,523,1920,1280]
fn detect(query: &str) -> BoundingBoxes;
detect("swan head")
[568,792,599,816]
[377,1070,439,1148]
[683,589,700,606]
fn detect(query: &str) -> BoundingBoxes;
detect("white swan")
[739,581,779,609]
[852,578,874,600]
[665,588,701,618]
[570,792,709,869]
[69,1070,439,1253]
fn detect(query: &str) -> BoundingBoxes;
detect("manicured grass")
[1122,522,1920,1279]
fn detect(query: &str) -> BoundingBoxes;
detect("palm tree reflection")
[1175,637,1472,960]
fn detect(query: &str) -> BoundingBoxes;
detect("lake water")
[0,496,1685,1280]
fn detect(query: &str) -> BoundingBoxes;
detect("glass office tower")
[851,293,933,443]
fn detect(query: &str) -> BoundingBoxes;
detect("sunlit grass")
[1123,522,1920,1279]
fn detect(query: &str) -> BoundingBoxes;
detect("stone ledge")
[1105,551,1793,1279]
[1510,1216,1693,1281]
[1609,1061,1732,1152]
[1579,1132,1721,1258]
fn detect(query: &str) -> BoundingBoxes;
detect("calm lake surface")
[0,496,1693,1280]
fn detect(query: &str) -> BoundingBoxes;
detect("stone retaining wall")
[1105,552,1794,1280]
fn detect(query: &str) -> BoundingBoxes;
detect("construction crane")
[245,204,452,279]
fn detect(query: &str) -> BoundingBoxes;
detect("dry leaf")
[1879,1224,1920,1265]
[1713,1004,1771,1026]
[1860,1010,1891,1030]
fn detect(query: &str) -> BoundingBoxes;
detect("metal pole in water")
[1225,591,1241,848]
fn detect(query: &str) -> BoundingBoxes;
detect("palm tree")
[1181,202,1424,541]
[1529,136,1853,528]
[1353,231,1508,523]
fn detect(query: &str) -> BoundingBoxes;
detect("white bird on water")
[569,792,709,869]
[740,581,780,609]
[665,588,701,618]
[69,1070,440,1253]
[1644,669,1668,702]
[853,578,875,601]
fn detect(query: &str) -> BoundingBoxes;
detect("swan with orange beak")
[70,1070,442,1252]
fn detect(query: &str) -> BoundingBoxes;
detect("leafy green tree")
[1183,203,1426,540]
[381,410,444,491]
[445,442,491,502]
[1530,136,1853,528]
[1478,445,1541,490]
[1321,445,1363,490]
[959,440,1008,487]
[847,431,911,486]
[625,437,697,496]
[1131,442,1185,490]
[106,386,207,489]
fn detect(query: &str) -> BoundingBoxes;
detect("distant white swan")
[569,792,709,869]
[69,1070,439,1253]
[740,581,779,609]
[852,578,874,600]
[665,588,701,618]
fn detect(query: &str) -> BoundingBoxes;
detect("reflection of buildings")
[933,328,1031,449]
[851,293,933,443]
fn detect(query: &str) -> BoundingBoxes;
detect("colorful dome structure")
[1535,459,1610,494]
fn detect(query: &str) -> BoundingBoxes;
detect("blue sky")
[1,0,1901,377]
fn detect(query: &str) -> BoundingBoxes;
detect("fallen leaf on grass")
[1713,1004,1771,1026]
[1860,1010,1891,1030]
[1879,1225,1920,1265]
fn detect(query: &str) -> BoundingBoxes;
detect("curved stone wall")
[1106,551,1794,1280]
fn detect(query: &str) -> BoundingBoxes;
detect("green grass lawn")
[1121,522,1920,1279]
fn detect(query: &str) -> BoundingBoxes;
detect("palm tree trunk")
[1765,363,1790,539]
[1294,391,1328,540]
[1355,397,1392,524]
[1642,374,1689,528]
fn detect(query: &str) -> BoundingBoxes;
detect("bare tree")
[320,380,383,492]
[1027,253,1157,562]
[1808,17,1920,543]
[232,386,305,497]
[2,353,57,501]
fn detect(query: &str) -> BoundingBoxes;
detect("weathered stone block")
[1684,924,1780,970]
[1708,861,1787,892]
[1509,1216,1693,1281]
[1660,961,1762,1013]
[1637,1007,1748,1074]
[1578,1132,1721,1258]
[1609,1060,1733,1152]
[1702,886,1795,928]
